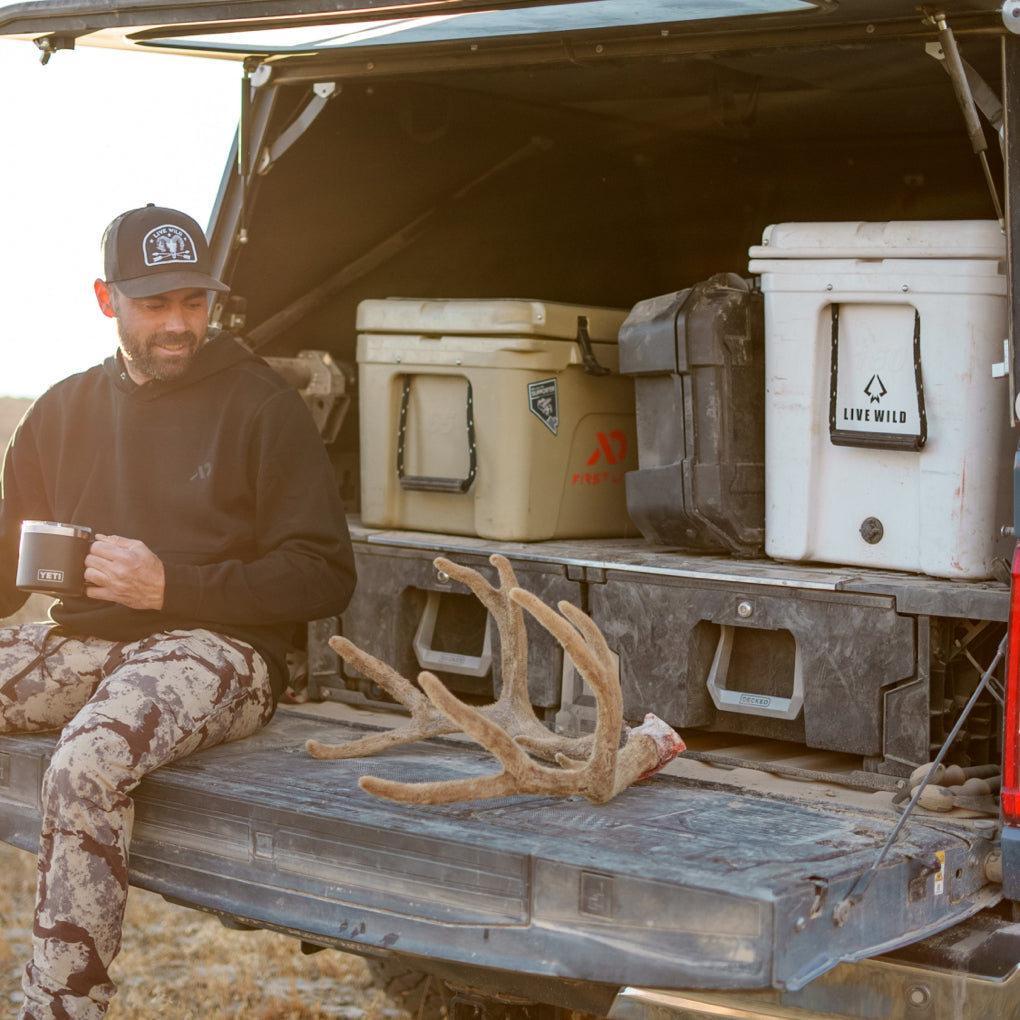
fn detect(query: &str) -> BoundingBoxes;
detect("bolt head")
[908,985,931,1007]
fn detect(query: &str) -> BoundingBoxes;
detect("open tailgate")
[0,709,1000,993]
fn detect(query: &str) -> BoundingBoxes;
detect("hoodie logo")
[190,462,212,482]
[143,225,198,267]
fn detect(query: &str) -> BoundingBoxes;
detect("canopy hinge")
[33,34,74,66]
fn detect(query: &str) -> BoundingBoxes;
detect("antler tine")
[360,660,685,805]
[503,593,685,800]
[360,671,551,803]
[360,671,619,804]
[433,554,516,620]
[557,601,618,687]
[304,556,685,802]
[509,590,622,779]
[305,636,455,760]
[304,553,551,762]
[432,555,556,746]
[433,554,531,715]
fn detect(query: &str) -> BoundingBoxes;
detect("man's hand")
[84,535,166,610]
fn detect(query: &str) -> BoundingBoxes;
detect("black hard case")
[619,273,765,555]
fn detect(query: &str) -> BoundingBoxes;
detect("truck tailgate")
[0,710,1000,993]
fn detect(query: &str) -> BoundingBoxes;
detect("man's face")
[111,286,210,384]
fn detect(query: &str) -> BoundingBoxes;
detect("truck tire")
[366,957,452,1020]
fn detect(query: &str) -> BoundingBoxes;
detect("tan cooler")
[357,298,639,541]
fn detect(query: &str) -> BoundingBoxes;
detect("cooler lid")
[356,298,627,343]
[748,220,1005,260]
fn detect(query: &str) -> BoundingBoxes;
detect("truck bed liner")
[0,710,1000,993]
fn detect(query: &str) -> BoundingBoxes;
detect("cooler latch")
[576,315,611,376]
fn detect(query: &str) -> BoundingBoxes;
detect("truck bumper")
[610,911,1020,1020]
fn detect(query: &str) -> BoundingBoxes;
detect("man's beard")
[118,325,203,382]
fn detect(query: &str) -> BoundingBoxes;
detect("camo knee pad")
[0,623,109,733]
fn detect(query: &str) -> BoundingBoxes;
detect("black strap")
[397,375,477,493]
[828,304,927,452]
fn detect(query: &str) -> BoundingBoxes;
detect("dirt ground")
[0,840,408,1019]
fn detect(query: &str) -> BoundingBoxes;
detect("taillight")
[1001,543,1020,823]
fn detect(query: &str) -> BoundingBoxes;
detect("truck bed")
[348,526,1010,623]
[0,707,1001,995]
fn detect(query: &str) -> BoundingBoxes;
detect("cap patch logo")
[143,224,198,267]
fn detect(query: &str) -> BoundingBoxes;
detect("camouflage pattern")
[0,622,274,1020]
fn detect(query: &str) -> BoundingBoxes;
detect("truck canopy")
[0,0,1017,1012]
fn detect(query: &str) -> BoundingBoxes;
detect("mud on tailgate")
[0,710,1000,993]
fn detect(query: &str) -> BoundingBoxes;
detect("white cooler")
[748,220,1015,579]
[357,298,639,541]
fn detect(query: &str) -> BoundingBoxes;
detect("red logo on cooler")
[587,430,627,465]
[573,430,628,486]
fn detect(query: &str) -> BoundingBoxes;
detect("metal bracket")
[257,83,338,176]
[34,34,74,65]
[925,39,1004,147]
[930,13,1004,224]
[262,350,354,443]
[992,338,1016,425]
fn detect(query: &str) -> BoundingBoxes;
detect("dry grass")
[0,841,407,1018]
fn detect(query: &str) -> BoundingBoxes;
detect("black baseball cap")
[102,204,228,298]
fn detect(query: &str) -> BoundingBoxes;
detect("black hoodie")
[0,332,357,701]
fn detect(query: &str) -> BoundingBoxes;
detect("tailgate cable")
[831,634,1006,927]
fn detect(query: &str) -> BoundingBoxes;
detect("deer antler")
[307,554,563,760]
[306,555,685,805]
[304,638,456,759]
[358,588,684,804]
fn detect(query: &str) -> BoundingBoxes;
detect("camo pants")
[0,622,275,1020]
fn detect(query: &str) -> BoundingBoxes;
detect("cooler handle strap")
[827,304,928,452]
[397,374,478,493]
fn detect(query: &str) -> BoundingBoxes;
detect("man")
[0,204,357,1019]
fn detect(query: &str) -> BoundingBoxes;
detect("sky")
[0,35,241,397]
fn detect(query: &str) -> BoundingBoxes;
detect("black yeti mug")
[16,521,93,597]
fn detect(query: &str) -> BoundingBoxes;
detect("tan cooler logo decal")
[528,378,559,435]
